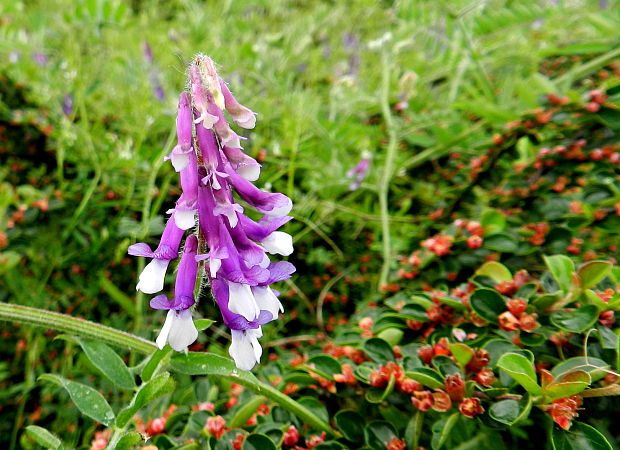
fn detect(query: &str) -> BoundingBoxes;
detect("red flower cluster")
[547,396,583,430]
[498,298,540,333]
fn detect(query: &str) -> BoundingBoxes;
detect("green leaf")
[298,397,329,424]
[307,354,342,378]
[475,262,512,283]
[483,340,521,367]
[596,325,618,350]
[38,374,115,426]
[229,395,266,429]
[431,413,459,450]
[335,410,365,443]
[551,422,613,450]
[497,354,542,395]
[470,288,506,322]
[116,372,175,427]
[363,338,394,364]
[377,327,404,345]
[110,432,143,450]
[544,255,575,294]
[550,306,599,333]
[24,425,63,450]
[432,355,462,376]
[141,346,172,382]
[98,274,137,316]
[242,434,277,450]
[532,293,561,311]
[406,368,445,389]
[74,338,135,390]
[405,410,423,450]
[449,343,474,367]
[194,318,216,331]
[578,261,612,289]
[484,233,518,253]
[481,210,506,235]
[489,400,519,426]
[364,421,397,450]
[544,371,590,401]
[551,357,609,382]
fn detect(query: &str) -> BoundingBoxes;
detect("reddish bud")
[459,397,484,418]
[205,416,226,439]
[507,299,527,318]
[411,390,433,412]
[473,368,496,387]
[498,311,520,332]
[431,390,453,412]
[444,374,466,402]
[283,425,299,447]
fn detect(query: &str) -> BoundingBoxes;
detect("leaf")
[483,340,521,367]
[597,107,620,130]
[194,318,216,331]
[116,372,175,427]
[551,422,613,450]
[364,421,397,450]
[596,325,618,350]
[335,410,365,443]
[544,255,575,294]
[550,306,599,333]
[470,288,506,322]
[475,262,512,283]
[489,400,519,426]
[363,338,394,364]
[497,354,542,395]
[141,346,172,382]
[432,355,462,376]
[98,274,137,316]
[307,355,342,378]
[578,261,612,289]
[74,338,135,390]
[38,374,115,426]
[532,293,560,311]
[229,395,266,429]
[480,210,506,235]
[551,357,609,382]
[366,373,396,404]
[24,425,63,450]
[431,413,459,450]
[242,434,277,450]
[484,233,518,253]
[298,397,329,423]
[544,371,590,401]
[449,343,474,367]
[406,368,445,389]
[111,432,143,450]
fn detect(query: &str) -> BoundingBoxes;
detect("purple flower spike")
[346,151,371,191]
[128,216,184,294]
[128,54,296,371]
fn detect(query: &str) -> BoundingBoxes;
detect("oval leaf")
[24,425,63,450]
[551,305,599,333]
[544,255,575,294]
[470,288,506,322]
[363,338,394,364]
[497,354,542,395]
[76,339,136,390]
[551,422,613,450]
[335,410,365,443]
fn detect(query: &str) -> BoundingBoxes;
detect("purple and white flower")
[128,54,295,370]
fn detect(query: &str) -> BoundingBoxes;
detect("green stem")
[0,302,156,354]
[378,49,398,290]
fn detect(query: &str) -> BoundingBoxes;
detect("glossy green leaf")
[550,305,599,332]
[194,318,216,331]
[406,368,445,389]
[489,399,519,426]
[551,357,609,382]
[544,255,575,294]
[298,397,329,423]
[532,293,561,311]
[335,410,365,443]
[578,261,612,289]
[242,434,277,450]
[432,355,462,376]
[363,337,394,364]
[544,371,590,401]
[366,373,395,404]
[38,374,115,426]
[24,425,63,450]
[116,372,175,427]
[449,343,474,367]
[497,353,542,395]
[551,422,613,450]
[307,354,342,379]
[484,233,518,253]
[141,346,172,382]
[364,421,397,450]
[111,432,143,450]
[470,288,506,322]
[431,413,459,450]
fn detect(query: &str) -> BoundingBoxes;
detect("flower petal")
[167,309,198,351]
[261,231,293,256]
[136,259,170,294]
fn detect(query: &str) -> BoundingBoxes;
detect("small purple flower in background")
[62,94,73,117]
[128,54,295,370]
[32,52,48,66]
[143,41,165,102]
[346,150,371,191]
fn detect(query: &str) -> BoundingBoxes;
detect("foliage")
[0,0,619,449]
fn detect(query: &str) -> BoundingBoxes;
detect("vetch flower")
[346,150,371,191]
[128,54,295,371]
[151,235,199,351]
[128,216,184,294]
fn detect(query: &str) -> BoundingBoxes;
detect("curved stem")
[0,302,156,354]
[378,49,398,289]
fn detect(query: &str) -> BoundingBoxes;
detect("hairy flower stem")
[378,49,398,289]
[0,302,156,354]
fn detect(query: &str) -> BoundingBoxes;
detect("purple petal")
[150,294,173,310]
